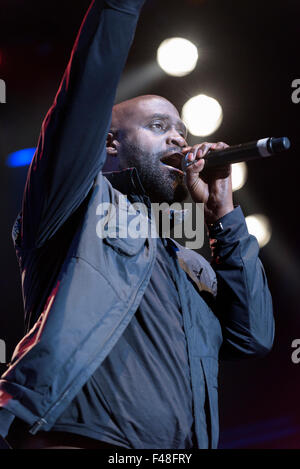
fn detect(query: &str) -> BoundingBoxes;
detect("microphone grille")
[269,137,291,153]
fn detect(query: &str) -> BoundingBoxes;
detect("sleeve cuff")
[207,206,252,263]
[207,206,249,243]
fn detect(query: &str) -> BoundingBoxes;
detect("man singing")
[0,0,274,449]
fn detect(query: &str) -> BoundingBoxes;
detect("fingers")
[213,141,229,150]
[207,142,231,178]
[182,142,229,174]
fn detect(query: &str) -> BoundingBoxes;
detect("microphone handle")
[188,137,290,169]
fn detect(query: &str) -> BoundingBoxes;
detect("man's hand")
[182,142,234,225]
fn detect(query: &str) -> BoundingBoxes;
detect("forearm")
[209,206,275,359]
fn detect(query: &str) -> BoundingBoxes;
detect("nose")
[166,130,187,148]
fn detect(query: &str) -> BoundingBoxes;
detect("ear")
[106,132,119,156]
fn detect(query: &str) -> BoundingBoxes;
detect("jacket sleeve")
[209,206,275,360]
[20,0,145,249]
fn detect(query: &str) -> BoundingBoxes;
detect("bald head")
[111,95,180,135]
[104,94,188,203]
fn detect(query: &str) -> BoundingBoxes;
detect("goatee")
[121,141,189,204]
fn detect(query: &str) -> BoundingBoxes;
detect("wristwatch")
[207,220,224,237]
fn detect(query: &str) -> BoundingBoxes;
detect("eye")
[176,128,187,139]
[150,122,164,130]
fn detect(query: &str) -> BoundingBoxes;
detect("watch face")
[210,222,223,235]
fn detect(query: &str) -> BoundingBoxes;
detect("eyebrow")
[148,113,187,137]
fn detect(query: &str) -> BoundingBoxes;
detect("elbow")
[220,316,275,360]
[251,294,275,357]
[246,319,275,358]
[248,336,274,358]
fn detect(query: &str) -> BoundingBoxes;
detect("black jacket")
[0,0,274,448]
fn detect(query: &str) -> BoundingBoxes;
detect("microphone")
[184,137,291,169]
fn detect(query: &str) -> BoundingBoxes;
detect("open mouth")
[160,152,184,174]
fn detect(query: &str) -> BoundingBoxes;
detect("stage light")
[6,148,36,167]
[181,94,223,136]
[245,214,272,248]
[232,162,248,192]
[116,62,163,102]
[157,38,198,77]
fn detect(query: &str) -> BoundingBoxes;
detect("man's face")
[114,96,189,204]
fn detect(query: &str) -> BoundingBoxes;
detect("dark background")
[0,0,299,448]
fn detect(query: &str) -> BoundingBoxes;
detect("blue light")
[6,148,36,168]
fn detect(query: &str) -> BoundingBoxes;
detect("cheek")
[135,130,161,153]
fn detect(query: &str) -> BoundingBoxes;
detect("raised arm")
[20,0,145,248]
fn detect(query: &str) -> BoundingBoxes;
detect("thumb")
[183,156,205,185]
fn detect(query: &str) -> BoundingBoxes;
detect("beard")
[120,140,189,204]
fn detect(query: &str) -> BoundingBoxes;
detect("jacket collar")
[103,167,147,199]
[103,167,190,230]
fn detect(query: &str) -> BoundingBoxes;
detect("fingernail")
[185,153,191,163]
